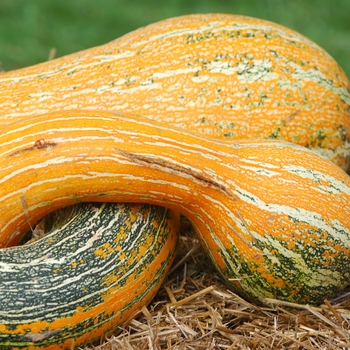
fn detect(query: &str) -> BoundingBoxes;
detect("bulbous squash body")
[0,14,349,168]
[0,202,179,349]
[1,13,350,348]
[0,110,349,309]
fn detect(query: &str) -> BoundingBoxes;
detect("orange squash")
[0,14,349,169]
[0,110,349,307]
[1,14,350,348]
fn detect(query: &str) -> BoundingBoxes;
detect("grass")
[0,0,349,77]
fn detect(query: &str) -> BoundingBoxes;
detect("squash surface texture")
[0,110,349,309]
[1,13,350,348]
[0,202,178,349]
[0,14,349,168]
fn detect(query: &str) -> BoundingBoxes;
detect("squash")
[0,14,349,169]
[0,202,179,349]
[1,13,350,348]
[1,110,349,311]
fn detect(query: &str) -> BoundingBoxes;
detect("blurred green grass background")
[0,0,349,78]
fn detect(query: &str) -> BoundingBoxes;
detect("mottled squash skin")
[0,14,350,349]
[0,14,349,168]
[1,110,350,307]
[0,203,179,349]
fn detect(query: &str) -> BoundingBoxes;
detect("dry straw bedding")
[83,220,350,350]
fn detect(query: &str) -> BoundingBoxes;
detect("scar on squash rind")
[8,139,57,157]
[115,148,238,201]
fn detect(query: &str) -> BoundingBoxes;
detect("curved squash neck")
[1,110,350,304]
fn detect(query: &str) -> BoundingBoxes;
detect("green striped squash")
[0,202,179,349]
[0,12,349,349]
